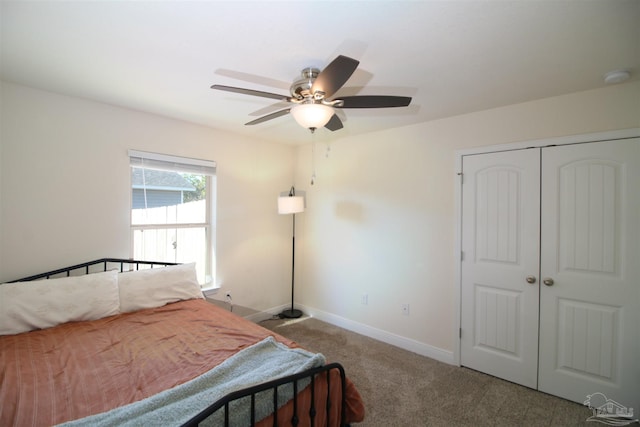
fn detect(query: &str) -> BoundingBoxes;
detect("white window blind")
[129,150,216,175]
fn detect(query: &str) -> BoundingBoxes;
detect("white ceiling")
[2,1,638,145]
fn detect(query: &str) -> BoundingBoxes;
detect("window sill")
[201,285,220,297]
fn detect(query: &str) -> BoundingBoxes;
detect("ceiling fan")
[211,55,412,132]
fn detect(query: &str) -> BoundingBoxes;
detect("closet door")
[460,148,541,388]
[538,139,640,411]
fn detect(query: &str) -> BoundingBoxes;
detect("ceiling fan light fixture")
[290,103,334,129]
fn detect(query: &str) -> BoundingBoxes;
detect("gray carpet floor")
[260,316,598,426]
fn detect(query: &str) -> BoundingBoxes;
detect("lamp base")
[279,308,303,319]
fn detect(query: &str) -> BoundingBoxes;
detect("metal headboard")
[8,258,178,282]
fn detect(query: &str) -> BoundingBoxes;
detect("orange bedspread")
[0,299,364,426]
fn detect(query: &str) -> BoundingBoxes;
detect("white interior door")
[460,148,541,388]
[538,139,640,411]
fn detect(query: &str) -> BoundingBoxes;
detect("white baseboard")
[243,303,454,365]
[299,304,455,365]
[243,304,290,323]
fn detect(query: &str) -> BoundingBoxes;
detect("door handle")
[526,276,537,284]
[543,277,555,286]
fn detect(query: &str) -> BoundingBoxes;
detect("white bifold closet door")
[460,138,639,411]
[537,140,640,410]
[460,148,541,389]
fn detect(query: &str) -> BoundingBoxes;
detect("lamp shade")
[290,103,334,129]
[278,196,305,214]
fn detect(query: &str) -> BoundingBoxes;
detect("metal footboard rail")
[181,362,348,427]
[8,258,178,282]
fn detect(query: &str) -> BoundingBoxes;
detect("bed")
[0,258,365,426]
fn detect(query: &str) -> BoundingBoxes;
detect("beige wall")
[0,81,296,311]
[293,81,640,358]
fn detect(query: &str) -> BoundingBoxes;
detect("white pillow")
[118,263,204,313]
[0,270,120,335]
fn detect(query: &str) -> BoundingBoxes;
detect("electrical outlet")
[361,294,368,305]
[224,291,233,312]
[402,303,410,316]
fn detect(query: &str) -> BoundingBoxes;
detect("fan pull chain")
[310,130,316,186]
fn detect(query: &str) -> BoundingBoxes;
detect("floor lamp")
[278,186,305,319]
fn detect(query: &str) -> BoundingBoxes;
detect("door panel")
[474,286,520,355]
[538,139,640,411]
[556,299,618,379]
[460,149,540,388]
[558,160,619,275]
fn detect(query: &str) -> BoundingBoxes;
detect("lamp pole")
[279,187,303,319]
[282,212,302,318]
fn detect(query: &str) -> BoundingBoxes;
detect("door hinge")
[459,328,462,338]
[461,251,465,261]
[457,172,464,184]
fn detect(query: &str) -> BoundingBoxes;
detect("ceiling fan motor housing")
[290,68,320,100]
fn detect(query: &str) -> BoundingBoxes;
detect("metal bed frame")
[183,362,348,427]
[7,257,178,282]
[9,258,351,427]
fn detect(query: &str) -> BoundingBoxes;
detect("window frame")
[129,150,216,288]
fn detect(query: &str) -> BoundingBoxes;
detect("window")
[129,150,216,287]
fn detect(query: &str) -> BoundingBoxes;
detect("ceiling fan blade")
[324,114,343,131]
[337,95,412,108]
[212,84,292,102]
[215,69,291,91]
[311,55,359,99]
[245,109,290,126]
